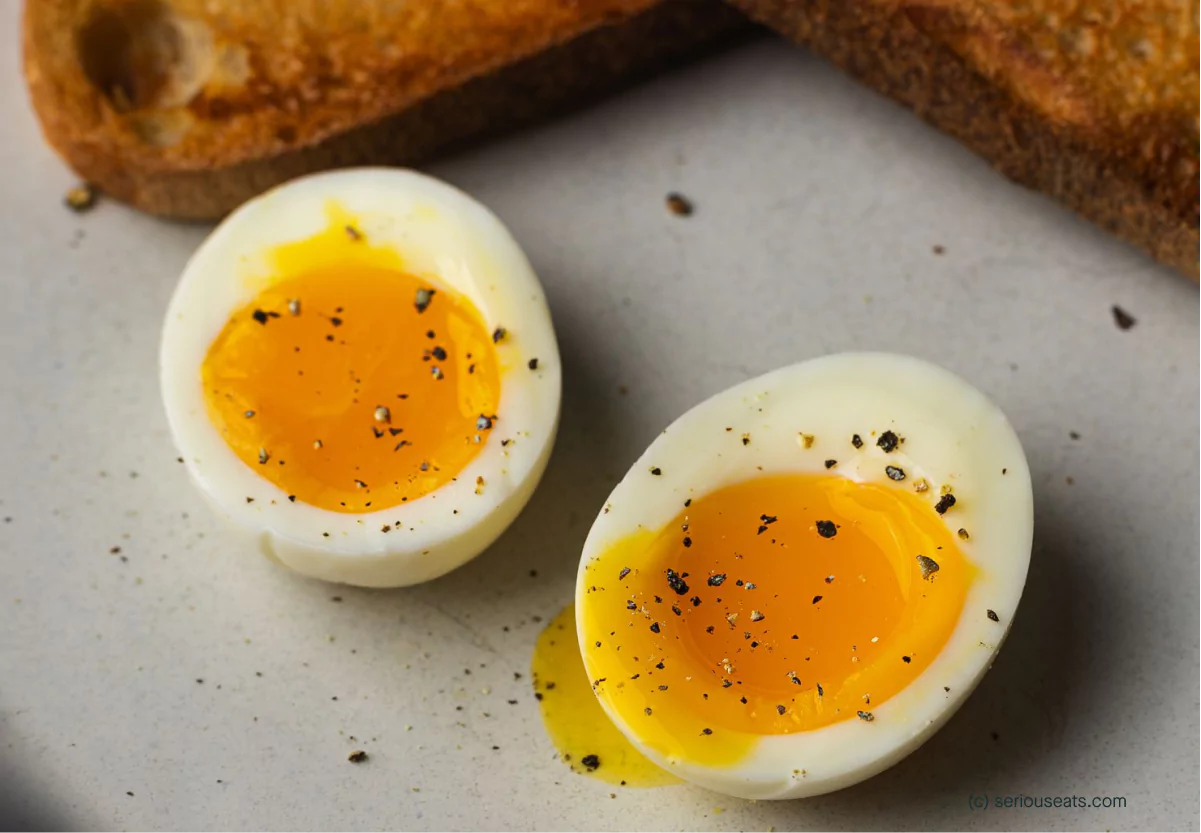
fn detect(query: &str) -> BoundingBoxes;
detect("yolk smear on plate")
[579,473,973,767]
[201,213,500,513]
[532,604,681,788]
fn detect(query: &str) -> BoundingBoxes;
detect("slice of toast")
[24,0,746,219]
[730,0,1199,279]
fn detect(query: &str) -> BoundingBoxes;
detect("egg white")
[576,352,1033,799]
[161,169,561,588]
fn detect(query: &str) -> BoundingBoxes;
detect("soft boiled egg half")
[577,353,1032,799]
[161,169,561,587]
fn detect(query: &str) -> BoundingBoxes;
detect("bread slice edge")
[731,0,1199,279]
[25,0,748,219]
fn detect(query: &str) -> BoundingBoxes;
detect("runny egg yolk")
[201,218,501,513]
[580,473,973,766]
[532,603,681,787]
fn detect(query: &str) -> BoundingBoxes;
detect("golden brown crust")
[730,0,1199,279]
[24,0,746,218]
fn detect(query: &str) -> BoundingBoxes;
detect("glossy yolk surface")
[531,603,681,787]
[580,473,973,767]
[201,217,500,513]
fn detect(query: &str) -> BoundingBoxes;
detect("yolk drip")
[579,473,973,767]
[201,216,500,513]
[531,604,681,788]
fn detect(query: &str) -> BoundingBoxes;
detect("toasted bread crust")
[731,0,1199,279]
[25,0,745,218]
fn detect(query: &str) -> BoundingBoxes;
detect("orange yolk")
[201,219,500,513]
[579,473,973,766]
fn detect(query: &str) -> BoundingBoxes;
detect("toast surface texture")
[730,0,1199,278]
[25,0,744,218]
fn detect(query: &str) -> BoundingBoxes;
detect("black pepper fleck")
[916,555,940,579]
[877,430,900,452]
[414,288,436,313]
[934,494,957,514]
[666,569,689,595]
[885,465,906,481]
[815,520,837,538]
[1112,305,1136,331]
